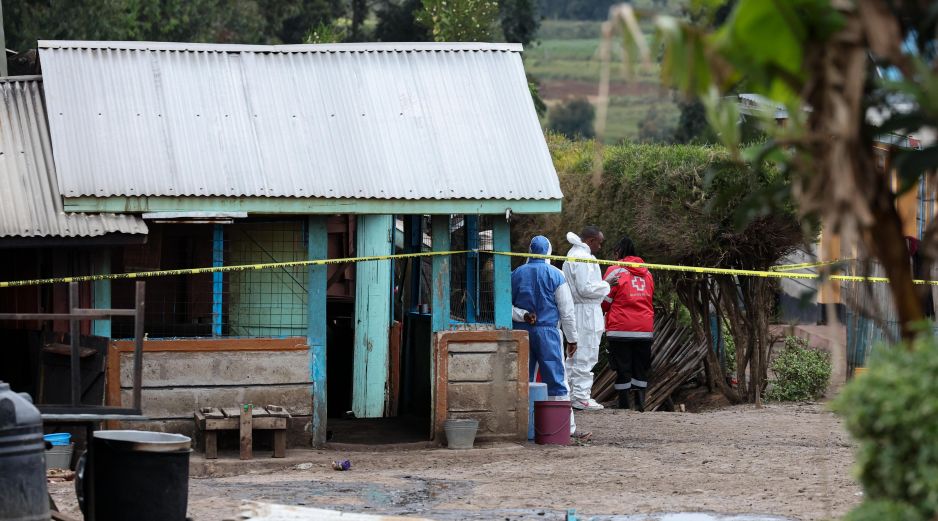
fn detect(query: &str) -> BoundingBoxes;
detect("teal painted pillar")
[307,216,328,446]
[430,216,451,333]
[353,214,393,418]
[212,225,224,336]
[92,250,111,337]
[493,218,512,329]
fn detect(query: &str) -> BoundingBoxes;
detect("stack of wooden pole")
[591,316,708,411]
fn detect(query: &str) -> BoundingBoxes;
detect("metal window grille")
[112,220,308,339]
[448,215,495,324]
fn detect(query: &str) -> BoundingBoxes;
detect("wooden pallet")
[194,404,290,460]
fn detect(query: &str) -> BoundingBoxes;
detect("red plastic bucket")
[533,400,570,445]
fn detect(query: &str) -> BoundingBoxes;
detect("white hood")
[566,232,592,257]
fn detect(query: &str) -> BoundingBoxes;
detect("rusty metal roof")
[0,76,147,238]
[38,41,562,201]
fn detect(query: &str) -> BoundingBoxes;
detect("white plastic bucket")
[443,419,479,449]
[45,443,74,471]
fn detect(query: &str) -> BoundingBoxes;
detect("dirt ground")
[49,402,860,521]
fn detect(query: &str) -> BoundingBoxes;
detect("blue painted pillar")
[430,215,451,333]
[92,250,111,337]
[212,224,224,337]
[353,214,393,418]
[465,215,479,323]
[307,216,328,446]
[493,218,512,329]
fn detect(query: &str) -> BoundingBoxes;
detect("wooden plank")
[110,337,309,353]
[222,407,241,418]
[104,343,122,429]
[352,214,393,418]
[266,405,288,417]
[240,404,253,460]
[205,430,218,459]
[200,416,286,431]
[204,418,238,430]
[308,215,328,447]
[433,333,448,442]
[118,350,311,387]
[273,430,286,458]
[388,320,402,416]
[119,385,313,420]
[69,283,80,407]
[513,331,530,442]
[202,407,224,419]
[0,312,117,320]
[43,343,97,358]
[131,281,146,412]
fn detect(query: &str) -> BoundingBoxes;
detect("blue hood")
[528,235,552,261]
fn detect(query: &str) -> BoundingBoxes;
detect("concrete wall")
[434,330,528,442]
[107,338,312,446]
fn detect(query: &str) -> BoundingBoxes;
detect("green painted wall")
[227,222,308,337]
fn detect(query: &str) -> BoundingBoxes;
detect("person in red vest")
[601,236,655,411]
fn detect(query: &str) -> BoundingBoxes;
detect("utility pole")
[0,0,7,77]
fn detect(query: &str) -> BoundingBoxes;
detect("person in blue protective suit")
[511,235,585,438]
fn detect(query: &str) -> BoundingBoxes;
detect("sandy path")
[49,403,860,521]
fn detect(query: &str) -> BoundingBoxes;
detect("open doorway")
[327,215,433,444]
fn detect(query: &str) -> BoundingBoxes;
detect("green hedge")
[513,134,801,270]
[833,336,938,520]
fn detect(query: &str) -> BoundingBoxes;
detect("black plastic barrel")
[78,430,191,521]
[0,381,49,521]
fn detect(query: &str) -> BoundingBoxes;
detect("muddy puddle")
[195,476,794,521]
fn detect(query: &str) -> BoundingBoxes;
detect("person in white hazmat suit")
[563,227,611,411]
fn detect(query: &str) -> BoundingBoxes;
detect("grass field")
[525,19,680,143]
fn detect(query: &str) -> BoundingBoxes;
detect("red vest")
[601,257,654,336]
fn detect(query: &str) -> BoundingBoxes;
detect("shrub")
[843,500,925,521]
[547,98,596,139]
[721,322,736,373]
[764,336,831,402]
[832,336,938,520]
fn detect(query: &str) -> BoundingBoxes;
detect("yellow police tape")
[486,251,938,286]
[0,249,934,288]
[0,251,470,288]
[769,259,854,272]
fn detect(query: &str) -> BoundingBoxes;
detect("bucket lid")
[94,430,191,452]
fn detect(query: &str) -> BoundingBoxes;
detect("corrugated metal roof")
[38,41,562,201]
[0,76,147,238]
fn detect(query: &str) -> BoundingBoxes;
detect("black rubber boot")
[632,389,646,412]
[617,390,631,410]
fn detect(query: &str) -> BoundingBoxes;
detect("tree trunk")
[677,278,740,403]
[351,0,367,41]
[864,189,924,342]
